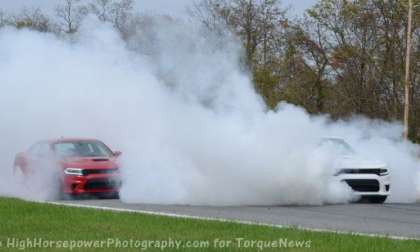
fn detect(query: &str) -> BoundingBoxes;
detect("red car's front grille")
[82,168,118,176]
[84,179,120,190]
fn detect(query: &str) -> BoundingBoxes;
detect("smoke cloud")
[0,17,418,205]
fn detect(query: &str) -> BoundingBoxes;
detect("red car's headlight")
[64,168,83,176]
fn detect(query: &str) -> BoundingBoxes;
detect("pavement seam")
[48,201,420,241]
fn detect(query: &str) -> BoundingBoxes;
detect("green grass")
[0,197,418,251]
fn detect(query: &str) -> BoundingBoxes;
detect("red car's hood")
[60,156,119,169]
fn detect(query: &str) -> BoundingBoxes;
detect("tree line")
[192,0,420,141]
[1,0,419,141]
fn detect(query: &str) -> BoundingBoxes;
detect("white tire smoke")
[0,18,418,205]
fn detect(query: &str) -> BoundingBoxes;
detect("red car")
[14,138,122,199]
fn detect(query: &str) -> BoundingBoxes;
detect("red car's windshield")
[53,141,113,158]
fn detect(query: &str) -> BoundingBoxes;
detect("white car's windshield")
[319,138,355,155]
[54,141,113,157]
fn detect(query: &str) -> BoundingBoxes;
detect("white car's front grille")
[344,179,380,192]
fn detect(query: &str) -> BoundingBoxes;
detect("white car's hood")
[336,155,387,169]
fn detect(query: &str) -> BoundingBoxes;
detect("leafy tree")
[12,8,52,33]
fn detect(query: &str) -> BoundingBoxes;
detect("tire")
[92,192,120,199]
[361,195,387,204]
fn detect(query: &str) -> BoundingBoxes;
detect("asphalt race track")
[54,200,420,239]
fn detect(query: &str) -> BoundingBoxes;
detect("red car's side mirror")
[113,151,122,157]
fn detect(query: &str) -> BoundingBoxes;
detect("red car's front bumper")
[63,173,121,195]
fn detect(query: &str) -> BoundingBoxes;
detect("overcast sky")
[0,0,317,16]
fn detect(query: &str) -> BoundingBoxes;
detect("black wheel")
[360,196,387,204]
[95,192,120,199]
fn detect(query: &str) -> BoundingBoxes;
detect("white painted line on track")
[48,201,420,241]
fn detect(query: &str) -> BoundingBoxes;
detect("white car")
[320,137,390,203]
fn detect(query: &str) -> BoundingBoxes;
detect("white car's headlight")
[379,169,389,176]
[64,168,84,176]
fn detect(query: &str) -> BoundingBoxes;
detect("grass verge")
[0,197,418,251]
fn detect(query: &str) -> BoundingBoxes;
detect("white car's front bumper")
[337,173,390,196]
